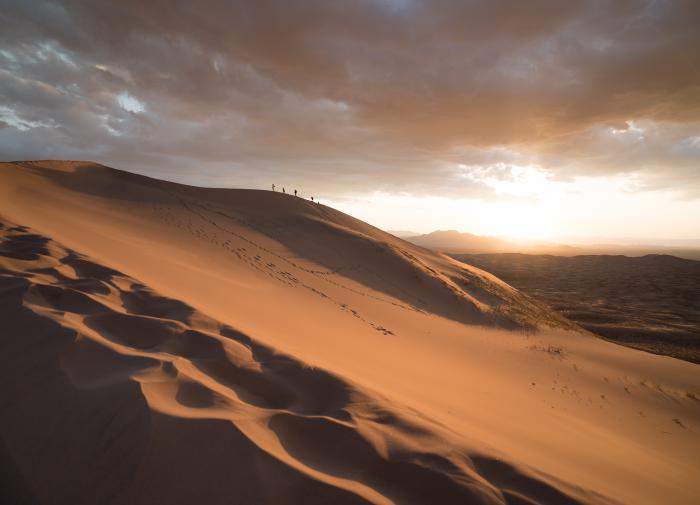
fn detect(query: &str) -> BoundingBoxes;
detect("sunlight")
[482,202,552,241]
[327,171,698,244]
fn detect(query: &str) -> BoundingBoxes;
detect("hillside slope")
[0,218,610,505]
[1,161,699,505]
[2,161,567,331]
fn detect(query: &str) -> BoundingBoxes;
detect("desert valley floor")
[1,161,699,505]
[453,253,700,364]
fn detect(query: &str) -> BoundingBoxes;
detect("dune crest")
[3,160,570,331]
[1,161,699,505]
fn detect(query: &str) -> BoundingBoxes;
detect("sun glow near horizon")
[328,169,700,244]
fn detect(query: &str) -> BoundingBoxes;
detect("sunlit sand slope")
[1,219,612,505]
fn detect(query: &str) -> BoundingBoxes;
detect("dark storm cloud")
[1,0,699,196]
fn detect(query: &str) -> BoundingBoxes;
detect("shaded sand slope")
[1,161,700,504]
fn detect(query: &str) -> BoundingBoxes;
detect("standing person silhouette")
[272,184,275,192]
[311,196,314,202]
[282,187,286,194]
[294,189,297,197]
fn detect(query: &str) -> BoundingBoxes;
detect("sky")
[1,0,699,243]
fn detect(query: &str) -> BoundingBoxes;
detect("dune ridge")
[1,161,699,505]
[5,160,570,332]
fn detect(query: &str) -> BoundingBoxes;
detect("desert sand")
[1,160,699,505]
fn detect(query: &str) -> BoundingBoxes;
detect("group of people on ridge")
[271,184,318,203]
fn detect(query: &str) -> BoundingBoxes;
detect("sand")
[0,160,699,505]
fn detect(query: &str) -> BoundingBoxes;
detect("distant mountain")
[405,230,513,251]
[403,229,700,260]
[405,230,578,254]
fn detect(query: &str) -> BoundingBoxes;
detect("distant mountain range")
[392,229,700,261]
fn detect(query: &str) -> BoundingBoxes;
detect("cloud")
[0,0,699,197]
[116,92,145,113]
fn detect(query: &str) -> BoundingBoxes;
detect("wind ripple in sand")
[0,218,615,505]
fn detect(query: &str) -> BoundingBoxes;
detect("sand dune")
[0,219,598,505]
[1,161,699,505]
